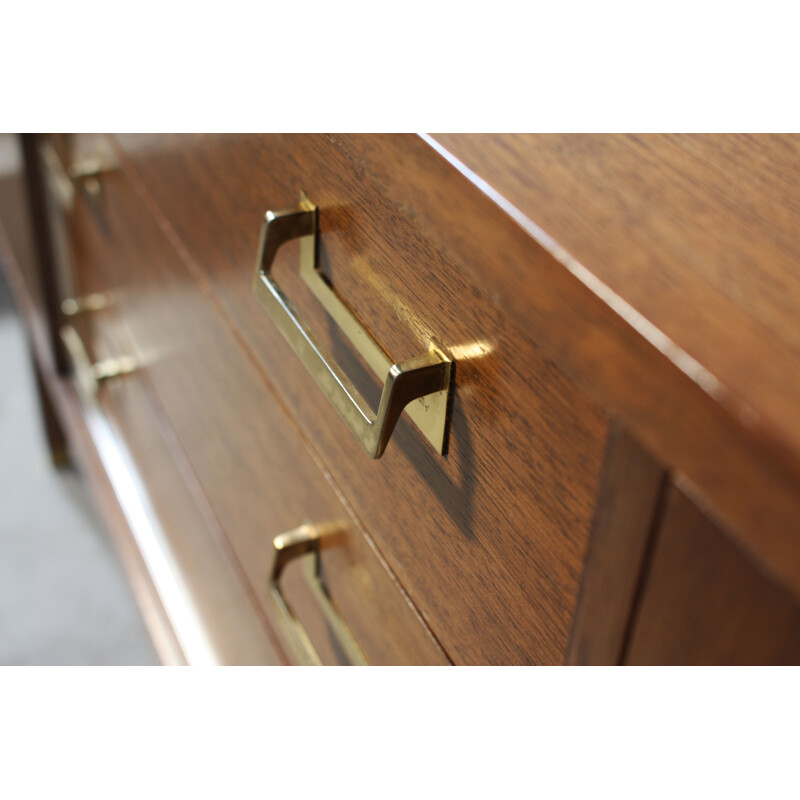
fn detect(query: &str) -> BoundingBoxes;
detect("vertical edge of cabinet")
[19,133,70,373]
[566,424,667,665]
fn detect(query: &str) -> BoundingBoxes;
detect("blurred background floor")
[0,268,157,665]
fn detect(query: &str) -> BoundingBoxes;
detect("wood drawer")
[0,133,279,664]
[10,133,800,666]
[110,133,612,664]
[80,314,284,665]
[56,133,446,665]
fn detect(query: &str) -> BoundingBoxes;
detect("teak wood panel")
[433,134,800,467]
[64,134,446,666]
[111,133,611,665]
[567,426,666,665]
[90,315,285,665]
[328,134,800,607]
[625,480,800,665]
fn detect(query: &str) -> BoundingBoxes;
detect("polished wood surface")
[567,426,665,665]
[66,133,446,665]
[4,132,800,665]
[93,316,284,665]
[1,136,283,664]
[333,134,800,607]
[625,480,800,665]
[111,133,610,665]
[0,195,183,664]
[433,133,800,464]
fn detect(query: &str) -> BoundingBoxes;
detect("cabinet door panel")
[626,483,800,665]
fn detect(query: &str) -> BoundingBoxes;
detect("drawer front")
[59,133,446,666]
[625,481,800,665]
[112,133,611,664]
[85,315,285,665]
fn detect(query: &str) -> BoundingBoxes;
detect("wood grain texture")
[566,425,666,665]
[111,133,611,665]
[12,133,800,665]
[329,134,800,608]
[66,133,447,665]
[625,479,800,665]
[424,136,800,604]
[433,134,800,462]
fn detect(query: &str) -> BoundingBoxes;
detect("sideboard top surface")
[431,133,800,463]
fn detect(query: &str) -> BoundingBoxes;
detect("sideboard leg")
[30,350,69,468]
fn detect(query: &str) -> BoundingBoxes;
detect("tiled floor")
[0,270,157,665]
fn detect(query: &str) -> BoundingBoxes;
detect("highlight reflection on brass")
[268,523,367,666]
[253,193,454,458]
[448,340,494,361]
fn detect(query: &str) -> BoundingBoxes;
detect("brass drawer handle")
[253,193,453,458]
[269,523,367,666]
[60,323,137,402]
[39,140,104,212]
[61,292,113,317]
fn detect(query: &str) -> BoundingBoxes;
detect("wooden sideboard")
[2,133,799,665]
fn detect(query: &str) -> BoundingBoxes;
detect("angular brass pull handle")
[60,323,137,403]
[253,193,453,458]
[269,523,367,666]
